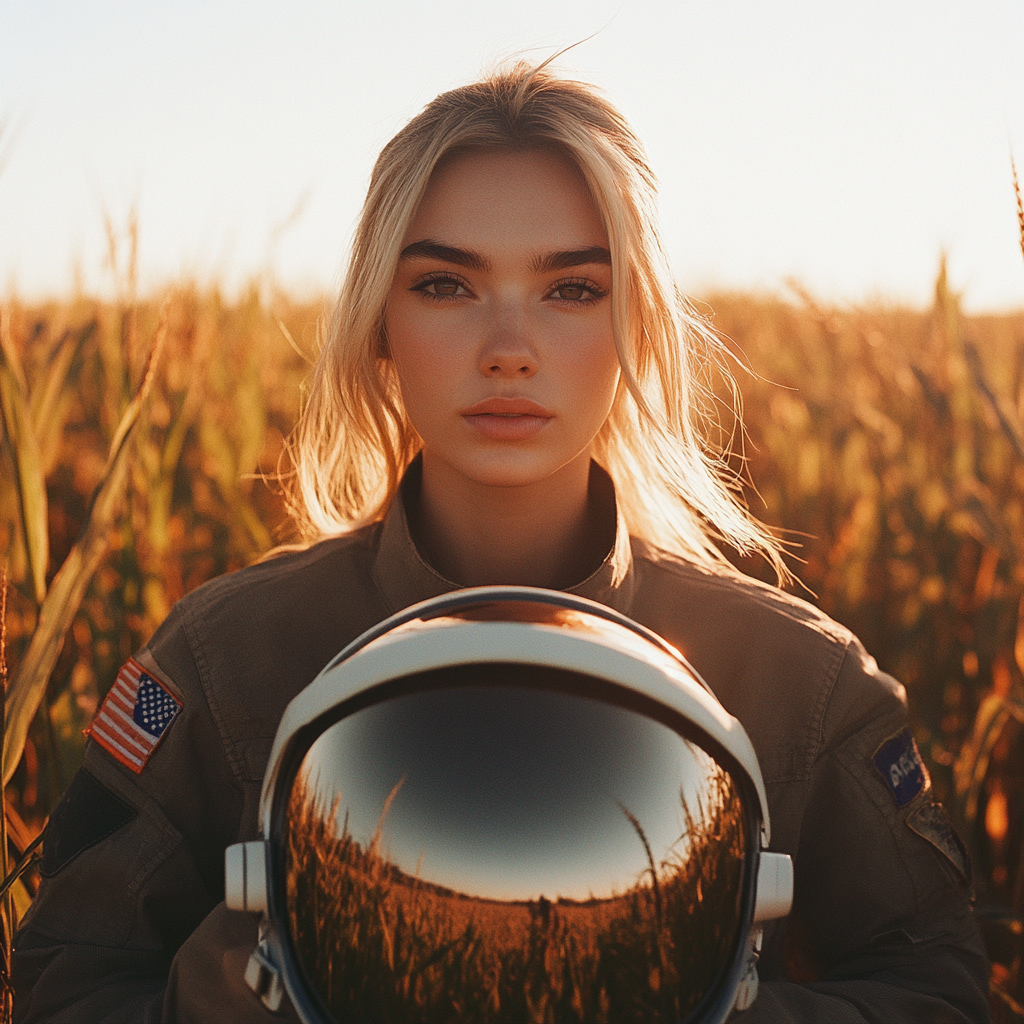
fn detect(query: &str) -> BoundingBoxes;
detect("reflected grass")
[286,763,745,1023]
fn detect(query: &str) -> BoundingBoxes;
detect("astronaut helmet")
[225,587,792,1024]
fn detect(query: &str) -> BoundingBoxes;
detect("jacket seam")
[370,572,398,617]
[812,639,855,764]
[179,603,248,784]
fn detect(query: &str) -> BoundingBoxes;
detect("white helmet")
[226,587,792,1023]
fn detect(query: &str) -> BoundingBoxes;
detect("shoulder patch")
[906,798,971,884]
[872,728,929,808]
[86,657,183,774]
[41,767,137,877]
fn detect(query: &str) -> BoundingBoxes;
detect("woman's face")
[385,147,620,491]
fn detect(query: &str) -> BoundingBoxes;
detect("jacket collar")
[370,458,636,616]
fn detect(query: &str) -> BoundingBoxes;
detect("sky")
[2,1,1023,312]
[307,686,712,902]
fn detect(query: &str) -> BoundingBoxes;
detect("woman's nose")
[479,307,538,378]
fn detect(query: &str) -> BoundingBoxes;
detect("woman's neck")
[408,451,609,590]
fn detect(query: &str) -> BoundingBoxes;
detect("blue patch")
[873,728,929,808]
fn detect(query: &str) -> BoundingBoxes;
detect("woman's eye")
[549,281,606,303]
[413,276,469,299]
[428,279,461,296]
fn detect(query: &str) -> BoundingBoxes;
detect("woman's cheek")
[562,328,619,417]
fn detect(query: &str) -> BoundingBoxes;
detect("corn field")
[1,248,1023,1013]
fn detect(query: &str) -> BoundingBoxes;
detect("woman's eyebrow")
[399,240,612,275]
[532,246,612,273]
[399,240,490,271]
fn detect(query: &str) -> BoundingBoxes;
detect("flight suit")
[12,466,990,1022]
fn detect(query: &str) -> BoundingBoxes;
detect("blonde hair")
[290,61,786,581]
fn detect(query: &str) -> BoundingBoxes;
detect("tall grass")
[708,269,1024,802]
[0,286,312,823]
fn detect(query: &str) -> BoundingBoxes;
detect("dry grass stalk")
[0,566,11,1024]
[0,307,49,605]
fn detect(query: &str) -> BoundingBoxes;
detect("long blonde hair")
[289,61,786,581]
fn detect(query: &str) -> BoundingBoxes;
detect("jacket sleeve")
[11,607,291,1024]
[734,642,991,1023]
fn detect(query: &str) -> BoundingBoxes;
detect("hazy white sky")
[2,1,1023,311]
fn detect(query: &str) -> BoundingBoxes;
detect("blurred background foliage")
[714,266,1024,810]
[2,253,1024,1011]
[0,274,313,827]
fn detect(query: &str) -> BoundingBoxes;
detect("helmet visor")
[278,665,753,1023]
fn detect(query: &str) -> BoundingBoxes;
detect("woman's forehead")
[406,148,608,255]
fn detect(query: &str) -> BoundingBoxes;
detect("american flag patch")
[87,658,182,774]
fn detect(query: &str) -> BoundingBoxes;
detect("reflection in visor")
[285,674,746,1023]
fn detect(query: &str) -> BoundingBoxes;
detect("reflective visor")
[277,664,753,1023]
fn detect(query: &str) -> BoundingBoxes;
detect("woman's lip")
[462,412,551,441]
[461,398,553,441]
[461,398,554,417]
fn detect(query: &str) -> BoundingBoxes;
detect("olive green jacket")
[13,469,989,1022]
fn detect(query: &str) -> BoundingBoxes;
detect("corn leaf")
[0,312,48,605]
[31,322,95,475]
[8,879,30,927]
[954,695,1015,822]
[2,301,169,787]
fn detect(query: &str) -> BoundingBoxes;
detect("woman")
[14,62,989,1023]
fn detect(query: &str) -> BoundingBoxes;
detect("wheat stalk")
[0,567,11,1024]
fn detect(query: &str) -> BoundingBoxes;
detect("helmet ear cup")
[224,841,267,915]
[754,852,794,923]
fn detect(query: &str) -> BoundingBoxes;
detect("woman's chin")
[426,447,590,493]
